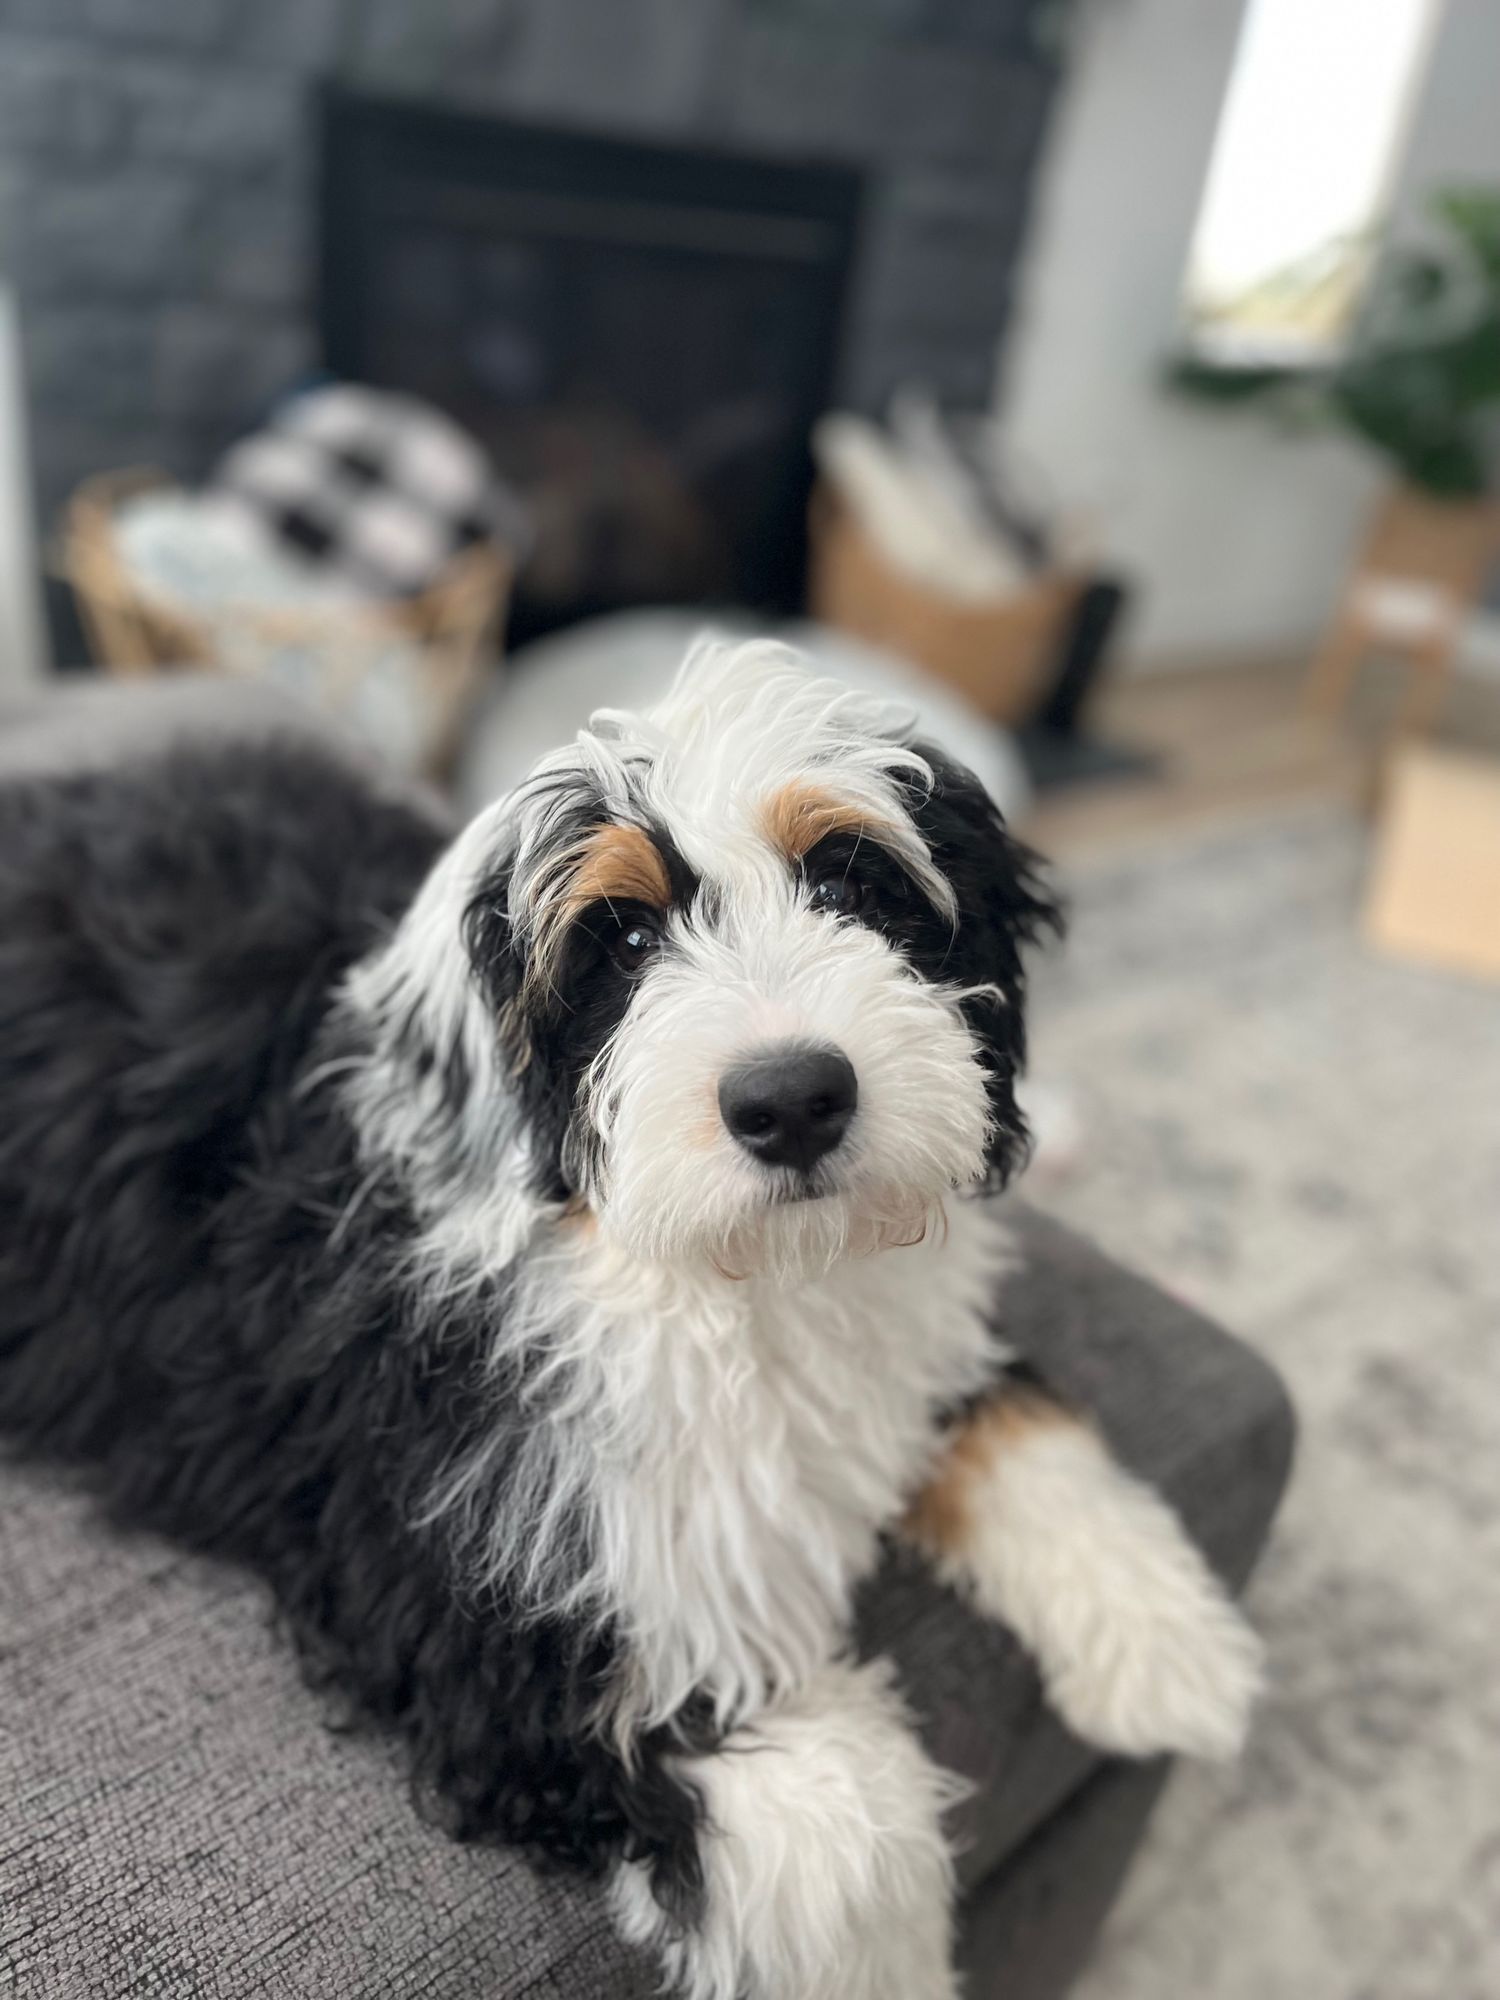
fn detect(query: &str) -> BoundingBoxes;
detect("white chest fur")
[550,1196,1015,1733]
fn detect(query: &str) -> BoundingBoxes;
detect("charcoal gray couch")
[0,680,1295,1999]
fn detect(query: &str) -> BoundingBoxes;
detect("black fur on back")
[0,739,704,1911]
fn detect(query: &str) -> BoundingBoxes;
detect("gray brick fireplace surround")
[0,0,1060,535]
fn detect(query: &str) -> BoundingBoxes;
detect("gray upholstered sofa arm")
[861,1204,1294,1899]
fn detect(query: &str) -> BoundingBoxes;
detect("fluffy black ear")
[462,858,522,1028]
[903,742,1065,1185]
[462,857,604,1205]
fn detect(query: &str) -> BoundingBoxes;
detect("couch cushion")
[0,674,445,825]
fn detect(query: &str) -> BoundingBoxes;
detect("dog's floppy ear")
[903,741,1064,1183]
[462,857,522,1032]
[462,856,592,1205]
[907,741,1063,981]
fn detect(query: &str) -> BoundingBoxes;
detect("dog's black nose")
[718,1045,858,1173]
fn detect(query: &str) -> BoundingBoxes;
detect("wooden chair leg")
[1392,625,1458,743]
[1303,608,1369,722]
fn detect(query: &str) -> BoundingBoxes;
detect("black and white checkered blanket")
[210,384,526,599]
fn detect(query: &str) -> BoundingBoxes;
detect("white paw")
[612,1661,962,2000]
[1045,1580,1264,1762]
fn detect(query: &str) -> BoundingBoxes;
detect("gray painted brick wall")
[0,0,1059,530]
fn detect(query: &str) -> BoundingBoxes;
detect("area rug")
[1020,805,1500,2000]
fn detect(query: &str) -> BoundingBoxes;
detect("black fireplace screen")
[320,89,863,642]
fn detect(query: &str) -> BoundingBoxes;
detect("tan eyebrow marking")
[567,822,672,913]
[760,780,893,864]
[528,822,672,998]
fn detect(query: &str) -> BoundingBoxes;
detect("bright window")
[1183,0,1445,365]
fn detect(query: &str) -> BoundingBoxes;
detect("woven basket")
[808,483,1078,726]
[58,468,514,775]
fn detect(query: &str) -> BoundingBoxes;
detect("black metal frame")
[317,85,865,625]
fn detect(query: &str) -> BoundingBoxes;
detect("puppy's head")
[355,640,1059,1279]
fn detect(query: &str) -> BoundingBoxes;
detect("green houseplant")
[1168,188,1500,498]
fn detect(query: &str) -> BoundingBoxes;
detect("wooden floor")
[1019,651,1500,864]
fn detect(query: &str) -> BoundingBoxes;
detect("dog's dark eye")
[808,870,866,919]
[611,919,662,973]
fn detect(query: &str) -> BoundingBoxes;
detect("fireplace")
[320,88,863,644]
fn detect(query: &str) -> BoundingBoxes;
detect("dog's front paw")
[1044,1577,1264,1762]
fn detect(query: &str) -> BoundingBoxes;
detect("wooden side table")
[1304,487,1500,745]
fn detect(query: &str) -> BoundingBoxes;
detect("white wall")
[0,287,47,690]
[998,0,1500,669]
[1389,0,1500,222]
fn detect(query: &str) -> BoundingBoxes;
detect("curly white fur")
[610,1660,964,2000]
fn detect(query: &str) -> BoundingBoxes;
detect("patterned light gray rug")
[1023,805,1500,2000]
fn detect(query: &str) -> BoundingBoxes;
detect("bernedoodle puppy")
[0,642,1261,1999]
